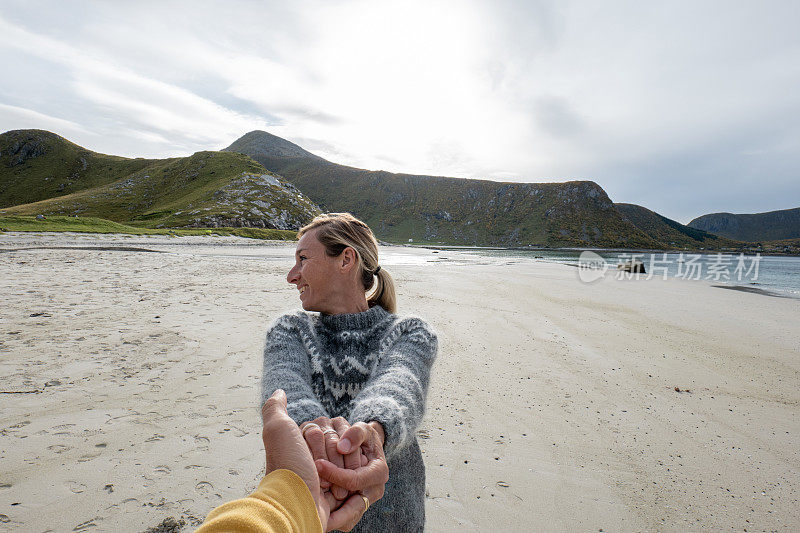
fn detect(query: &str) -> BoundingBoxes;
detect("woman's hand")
[316,421,390,532]
[301,416,362,501]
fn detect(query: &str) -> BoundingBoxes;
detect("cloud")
[1,1,798,221]
[0,13,270,157]
[0,103,88,135]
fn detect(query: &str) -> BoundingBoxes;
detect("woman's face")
[287,228,342,313]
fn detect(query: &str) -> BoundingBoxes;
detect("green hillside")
[225,131,662,248]
[0,129,153,208]
[0,215,296,240]
[1,130,321,231]
[614,203,741,249]
[688,207,800,242]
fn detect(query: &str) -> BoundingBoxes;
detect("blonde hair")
[298,213,397,314]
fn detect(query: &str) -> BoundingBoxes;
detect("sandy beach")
[1,233,798,532]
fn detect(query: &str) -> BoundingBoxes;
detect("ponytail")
[367,268,397,314]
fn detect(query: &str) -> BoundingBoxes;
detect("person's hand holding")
[300,416,364,502]
[315,421,390,532]
[262,389,329,530]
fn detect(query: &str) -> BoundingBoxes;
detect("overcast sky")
[1,0,798,223]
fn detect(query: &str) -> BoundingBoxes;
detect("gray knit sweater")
[261,304,438,533]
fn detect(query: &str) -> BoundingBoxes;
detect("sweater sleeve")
[196,469,323,533]
[262,314,328,424]
[347,317,438,458]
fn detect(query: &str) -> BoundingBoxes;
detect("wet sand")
[1,233,798,531]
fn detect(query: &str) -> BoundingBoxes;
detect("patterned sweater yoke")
[261,304,438,458]
[260,304,438,532]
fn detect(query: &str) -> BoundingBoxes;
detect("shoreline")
[416,243,800,258]
[2,232,797,298]
[2,229,798,257]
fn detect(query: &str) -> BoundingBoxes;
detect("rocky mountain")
[225,130,323,160]
[224,131,667,247]
[614,203,740,249]
[688,207,800,242]
[1,130,321,230]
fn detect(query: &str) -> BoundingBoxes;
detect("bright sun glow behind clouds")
[0,0,799,222]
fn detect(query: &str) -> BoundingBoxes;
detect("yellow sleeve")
[196,469,323,533]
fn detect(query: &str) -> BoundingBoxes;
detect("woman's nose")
[287,265,299,284]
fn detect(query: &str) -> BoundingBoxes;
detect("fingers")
[301,422,330,488]
[320,418,348,501]
[337,423,369,455]
[315,456,389,493]
[333,417,361,471]
[326,492,369,532]
[323,490,339,512]
[261,389,288,418]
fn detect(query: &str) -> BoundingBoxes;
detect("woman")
[261,213,438,532]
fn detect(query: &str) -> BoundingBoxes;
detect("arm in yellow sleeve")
[196,469,323,533]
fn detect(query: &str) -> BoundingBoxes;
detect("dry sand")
[0,233,797,532]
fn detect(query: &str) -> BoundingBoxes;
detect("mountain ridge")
[1,129,321,230]
[688,207,800,242]
[614,203,740,249]
[224,131,684,248]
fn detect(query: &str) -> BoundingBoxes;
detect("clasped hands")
[262,390,389,532]
[300,416,387,531]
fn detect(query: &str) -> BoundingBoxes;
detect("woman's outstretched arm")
[347,317,438,458]
[262,314,328,424]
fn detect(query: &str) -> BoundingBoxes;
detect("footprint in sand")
[73,517,101,531]
[78,452,101,463]
[195,481,213,494]
[65,481,87,494]
[47,444,72,454]
[153,465,171,478]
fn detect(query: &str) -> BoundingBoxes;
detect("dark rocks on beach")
[617,260,646,274]
[144,516,185,533]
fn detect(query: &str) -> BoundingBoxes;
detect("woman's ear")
[340,246,358,273]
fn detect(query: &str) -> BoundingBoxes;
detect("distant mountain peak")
[688,207,800,241]
[223,130,323,160]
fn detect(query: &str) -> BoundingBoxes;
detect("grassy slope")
[0,130,154,208]
[614,203,743,249]
[245,156,663,248]
[0,215,296,240]
[2,130,321,230]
